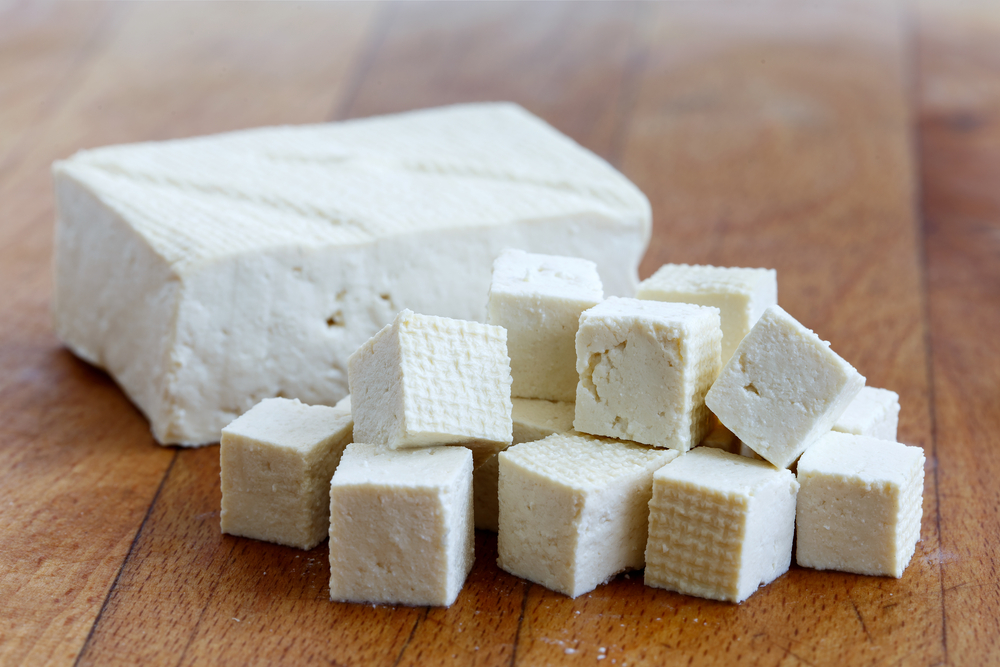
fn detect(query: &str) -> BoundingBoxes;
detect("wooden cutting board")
[1,1,998,664]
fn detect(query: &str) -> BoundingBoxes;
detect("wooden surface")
[1,1,997,665]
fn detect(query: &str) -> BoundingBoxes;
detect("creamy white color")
[796,432,924,578]
[329,443,474,606]
[832,386,900,441]
[487,249,603,401]
[52,103,651,446]
[348,309,513,449]
[574,297,721,451]
[498,433,678,598]
[705,305,865,469]
[644,448,799,603]
[220,397,353,550]
[636,263,777,365]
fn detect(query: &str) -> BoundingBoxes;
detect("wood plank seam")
[328,1,395,122]
[509,582,532,667]
[392,606,430,667]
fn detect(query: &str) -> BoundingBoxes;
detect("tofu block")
[498,433,679,598]
[645,448,799,603]
[832,386,900,441]
[705,305,865,469]
[348,309,513,449]
[637,263,777,365]
[796,432,924,578]
[487,249,603,401]
[329,444,474,606]
[53,103,651,446]
[574,297,722,451]
[220,398,353,550]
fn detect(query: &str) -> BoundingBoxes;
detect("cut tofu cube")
[329,443,474,606]
[348,309,513,449]
[220,397,353,550]
[636,263,777,365]
[487,249,603,401]
[796,432,924,578]
[705,305,865,469]
[644,448,799,603]
[832,386,900,441]
[497,433,679,598]
[573,297,721,451]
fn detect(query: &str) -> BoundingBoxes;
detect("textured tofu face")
[573,297,722,451]
[328,444,474,606]
[636,264,777,366]
[220,398,354,550]
[348,309,513,449]
[497,433,678,598]
[832,386,900,441]
[705,305,866,469]
[796,432,925,578]
[644,448,799,603]
[487,249,603,402]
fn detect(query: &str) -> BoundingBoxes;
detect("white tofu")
[487,249,603,401]
[52,103,651,446]
[645,448,799,603]
[636,263,777,365]
[796,432,924,578]
[573,297,721,451]
[832,386,900,441]
[705,305,865,469]
[329,443,474,606]
[348,309,513,449]
[497,433,678,598]
[220,398,353,550]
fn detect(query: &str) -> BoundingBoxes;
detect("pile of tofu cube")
[219,250,924,606]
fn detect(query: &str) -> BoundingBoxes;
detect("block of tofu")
[498,433,678,598]
[220,397,353,550]
[796,432,924,578]
[487,249,603,401]
[705,305,865,469]
[637,264,777,365]
[348,309,513,449]
[574,297,722,451]
[832,387,900,441]
[645,448,799,603]
[329,443,474,606]
[52,103,651,446]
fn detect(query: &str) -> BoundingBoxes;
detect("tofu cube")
[488,249,603,401]
[329,443,474,606]
[705,305,865,469]
[796,432,925,578]
[348,309,513,449]
[637,263,777,365]
[498,433,679,598]
[645,447,799,603]
[220,397,353,550]
[574,297,722,451]
[832,386,900,441]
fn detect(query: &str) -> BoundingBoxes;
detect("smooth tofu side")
[511,398,576,444]
[348,318,406,447]
[832,386,901,441]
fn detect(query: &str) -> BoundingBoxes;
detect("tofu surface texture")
[498,433,679,598]
[636,263,777,366]
[348,309,513,449]
[705,305,866,469]
[796,432,924,578]
[220,397,354,550]
[831,386,900,441]
[329,443,474,606]
[52,102,651,446]
[644,448,799,603]
[574,297,722,451]
[487,249,603,401]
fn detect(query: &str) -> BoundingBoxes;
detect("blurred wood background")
[1,1,998,665]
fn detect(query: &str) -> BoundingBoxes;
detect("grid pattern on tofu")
[348,309,513,449]
[796,432,924,578]
[644,448,799,603]
[498,433,678,598]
